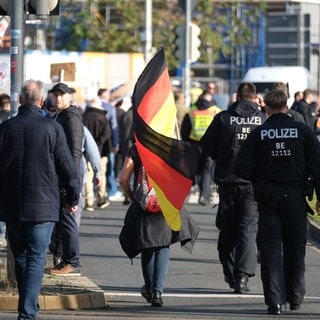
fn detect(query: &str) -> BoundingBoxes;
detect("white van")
[241,66,313,107]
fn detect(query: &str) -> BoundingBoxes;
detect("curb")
[0,275,106,311]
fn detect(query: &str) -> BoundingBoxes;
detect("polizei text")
[261,128,298,140]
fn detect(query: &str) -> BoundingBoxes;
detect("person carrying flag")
[119,143,199,307]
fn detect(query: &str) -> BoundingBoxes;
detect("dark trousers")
[50,193,83,268]
[216,183,258,282]
[51,206,80,268]
[257,186,307,306]
[197,154,214,202]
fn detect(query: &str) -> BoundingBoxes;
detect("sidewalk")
[0,250,106,312]
[0,274,106,311]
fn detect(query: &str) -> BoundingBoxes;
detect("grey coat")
[119,201,200,259]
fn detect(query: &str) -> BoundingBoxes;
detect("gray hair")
[20,80,45,105]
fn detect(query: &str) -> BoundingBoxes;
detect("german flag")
[132,48,201,231]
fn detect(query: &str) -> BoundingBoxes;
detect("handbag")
[133,166,161,213]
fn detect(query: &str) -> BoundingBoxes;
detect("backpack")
[133,166,161,213]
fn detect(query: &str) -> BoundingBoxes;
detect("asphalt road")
[1,199,320,319]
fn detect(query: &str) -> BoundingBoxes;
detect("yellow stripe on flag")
[149,176,181,231]
[149,93,177,136]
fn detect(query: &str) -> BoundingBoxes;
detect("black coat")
[119,144,200,259]
[295,99,317,130]
[82,107,111,156]
[56,105,84,186]
[0,105,80,223]
[118,107,134,160]
[234,112,320,198]
[200,100,267,184]
[119,201,200,259]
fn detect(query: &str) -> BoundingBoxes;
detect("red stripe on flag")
[137,68,171,125]
[136,139,192,209]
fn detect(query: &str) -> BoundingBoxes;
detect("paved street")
[1,199,320,319]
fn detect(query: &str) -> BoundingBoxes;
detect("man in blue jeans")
[0,80,80,320]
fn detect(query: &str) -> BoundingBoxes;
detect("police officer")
[200,83,267,293]
[234,89,320,315]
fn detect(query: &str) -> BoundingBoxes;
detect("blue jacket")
[0,105,80,223]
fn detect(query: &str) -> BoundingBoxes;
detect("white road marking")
[104,292,320,300]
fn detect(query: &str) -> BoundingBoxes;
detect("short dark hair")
[273,82,289,97]
[294,91,302,99]
[264,89,287,109]
[0,93,10,106]
[237,83,256,100]
[97,88,108,97]
[303,88,313,99]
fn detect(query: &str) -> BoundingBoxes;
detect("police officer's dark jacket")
[200,100,267,184]
[0,105,80,223]
[234,112,320,197]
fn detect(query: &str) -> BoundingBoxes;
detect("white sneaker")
[108,191,123,201]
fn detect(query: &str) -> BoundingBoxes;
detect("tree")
[194,1,265,61]
[53,0,265,73]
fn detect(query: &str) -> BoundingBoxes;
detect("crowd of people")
[0,78,320,319]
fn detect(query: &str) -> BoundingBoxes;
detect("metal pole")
[6,0,25,287]
[144,0,152,64]
[10,0,24,115]
[184,0,191,108]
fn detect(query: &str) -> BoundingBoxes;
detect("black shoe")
[151,290,163,307]
[53,255,62,267]
[97,199,110,209]
[140,285,152,303]
[268,304,282,315]
[123,198,130,205]
[290,303,300,310]
[234,276,249,293]
[224,276,235,289]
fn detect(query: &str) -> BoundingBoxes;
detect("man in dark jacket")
[234,89,320,315]
[200,83,267,293]
[295,88,316,130]
[47,82,84,275]
[0,80,80,319]
[83,97,111,210]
